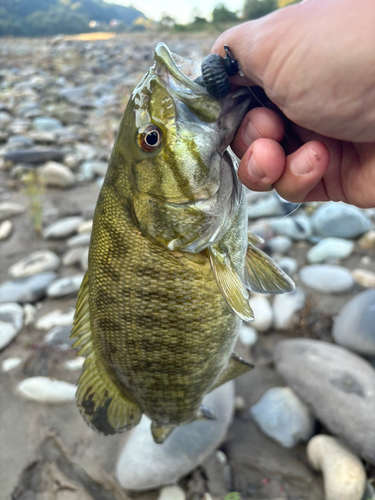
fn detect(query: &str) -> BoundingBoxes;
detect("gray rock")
[311,203,371,238]
[44,325,74,350]
[38,161,76,188]
[269,214,311,240]
[266,235,293,254]
[35,309,74,330]
[47,274,84,299]
[0,111,12,126]
[32,117,64,132]
[43,216,84,239]
[274,256,298,277]
[116,382,234,490]
[79,161,108,180]
[0,303,24,350]
[0,202,25,221]
[62,247,88,267]
[332,290,375,356]
[248,194,285,219]
[273,288,306,330]
[9,250,60,278]
[0,220,13,241]
[59,85,89,104]
[3,148,65,165]
[66,232,91,248]
[299,264,354,294]
[0,273,56,304]
[250,386,315,448]
[307,237,355,263]
[274,338,375,464]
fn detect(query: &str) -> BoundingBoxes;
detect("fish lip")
[153,42,207,95]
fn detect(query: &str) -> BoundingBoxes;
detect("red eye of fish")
[138,124,163,152]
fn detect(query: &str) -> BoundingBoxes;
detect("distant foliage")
[212,4,239,23]
[0,0,145,37]
[243,0,278,19]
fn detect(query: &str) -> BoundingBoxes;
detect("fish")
[70,42,294,444]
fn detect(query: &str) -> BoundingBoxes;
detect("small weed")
[224,493,241,500]
[21,171,44,235]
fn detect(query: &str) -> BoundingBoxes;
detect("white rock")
[62,247,88,267]
[248,194,285,219]
[307,435,366,500]
[80,247,89,271]
[116,382,234,490]
[78,220,93,233]
[43,216,84,239]
[0,220,13,241]
[9,250,60,278]
[2,357,22,372]
[273,288,306,330]
[250,295,273,332]
[23,303,37,325]
[307,237,354,264]
[239,324,258,346]
[35,309,74,330]
[16,377,76,403]
[158,485,186,500]
[64,357,85,371]
[299,265,354,294]
[47,274,84,299]
[67,232,91,248]
[0,202,25,221]
[352,269,375,288]
[267,235,292,254]
[0,302,24,350]
[39,161,76,188]
[274,256,298,277]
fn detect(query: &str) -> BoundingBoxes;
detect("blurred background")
[1,1,375,500]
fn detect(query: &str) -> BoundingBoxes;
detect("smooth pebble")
[43,216,84,239]
[251,295,273,332]
[1,357,22,372]
[273,288,306,330]
[299,265,354,294]
[158,485,186,500]
[352,269,375,288]
[239,324,258,346]
[0,202,25,220]
[311,203,371,239]
[0,273,56,303]
[9,250,60,278]
[38,161,76,188]
[307,238,354,264]
[47,274,84,299]
[0,302,24,349]
[16,377,76,403]
[0,220,13,241]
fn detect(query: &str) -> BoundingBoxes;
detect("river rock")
[358,230,375,250]
[332,289,375,356]
[9,250,60,278]
[0,273,56,304]
[33,117,64,132]
[38,161,76,188]
[80,247,89,271]
[0,202,25,220]
[0,303,24,350]
[77,219,93,233]
[250,387,315,448]
[274,338,375,464]
[299,265,354,294]
[250,295,273,332]
[43,216,84,239]
[16,377,76,403]
[116,382,235,490]
[62,247,88,267]
[275,256,298,277]
[352,269,375,288]
[80,160,108,179]
[158,486,186,500]
[67,232,91,248]
[311,203,371,238]
[307,238,354,263]
[266,235,293,255]
[273,288,306,330]
[1,357,22,372]
[3,148,65,164]
[44,325,74,350]
[47,274,84,299]
[0,220,12,241]
[238,324,258,346]
[269,214,311,240]
[307,435,366,500]
[64,357,85,371]
[35,309,74,330]
[248,194,285,219]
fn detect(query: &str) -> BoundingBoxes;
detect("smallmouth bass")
[71,43,294,444]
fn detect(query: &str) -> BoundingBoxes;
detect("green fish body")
[71,43,294,443]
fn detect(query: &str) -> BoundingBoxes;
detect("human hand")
[212,0,375,208]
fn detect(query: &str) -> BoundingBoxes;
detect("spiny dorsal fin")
[70,273,142,435]
[245,243,295,294]
[151,422,176,444]
[208,246,254,323]
[210,352,254,391]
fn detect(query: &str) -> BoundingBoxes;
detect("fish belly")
[89,210,239,426]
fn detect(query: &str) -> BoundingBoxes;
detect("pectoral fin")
[71,273,142,435]
[210,352,254,391]
[208,246,254,323]
[245,243,295,294]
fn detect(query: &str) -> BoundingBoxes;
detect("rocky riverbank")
[1,33,375,500]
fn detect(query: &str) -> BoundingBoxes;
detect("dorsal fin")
[210,352,254,391]
[245,242,295,294]
[208,245,254,323]
[70,273,142,435]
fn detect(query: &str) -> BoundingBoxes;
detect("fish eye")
[138,124,163,152]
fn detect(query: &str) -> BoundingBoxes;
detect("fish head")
[111,43,252,252]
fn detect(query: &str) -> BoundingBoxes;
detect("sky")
[104,0,244,24]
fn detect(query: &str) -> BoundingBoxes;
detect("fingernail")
[247,153,266,180]
[291,149,313,175]
[244,121,261,146]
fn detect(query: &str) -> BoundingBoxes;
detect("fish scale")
[71,43,294,443]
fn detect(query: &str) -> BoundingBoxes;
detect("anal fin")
[151,422,176,444]
[210,352,254,391]
[71,273,142,435]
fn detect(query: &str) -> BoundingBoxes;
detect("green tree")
[212,4,238,23]
[243,0,277,19]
